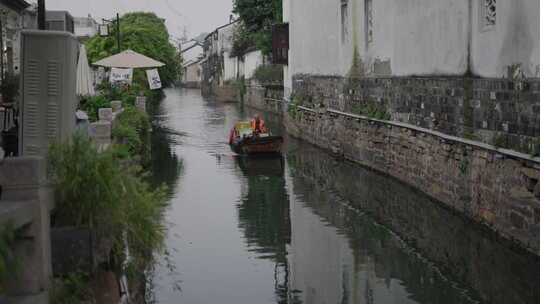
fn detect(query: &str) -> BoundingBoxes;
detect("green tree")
[85,12,182,87]
[232,0,282,55]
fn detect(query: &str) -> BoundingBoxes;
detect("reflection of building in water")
[287,186,417,304]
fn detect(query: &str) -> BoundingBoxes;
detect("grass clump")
[48,134,168,276]
[50,273,93,304]
[114,106,151,162]
[491,133,511,149]
[353,100,391,120]
[252,64,283,85]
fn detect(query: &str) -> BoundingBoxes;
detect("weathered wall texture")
[472,0,540,78]
[284,0,540,93]
[293,74,540,151]
[283,106,540,255]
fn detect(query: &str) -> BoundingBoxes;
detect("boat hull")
[230,136,284,155]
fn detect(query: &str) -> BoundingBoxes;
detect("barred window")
[366,0,373,44]
[480,0,496,30]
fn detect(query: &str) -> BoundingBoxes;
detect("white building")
[74,15,98,40]
[181,40,204,87]
[202,20,266,85]
[284,0,540,93]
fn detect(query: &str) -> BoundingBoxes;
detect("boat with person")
[229,121,283,155]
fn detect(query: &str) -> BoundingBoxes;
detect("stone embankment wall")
[293,75,540,151]
[244,85,540,256]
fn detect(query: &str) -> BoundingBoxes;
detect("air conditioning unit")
[19,30,78,156]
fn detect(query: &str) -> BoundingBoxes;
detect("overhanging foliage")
[232,0,282,56]
[85,12,182,87]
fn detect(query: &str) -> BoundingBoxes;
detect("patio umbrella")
[76,44,96,97]
[93,49,165,68]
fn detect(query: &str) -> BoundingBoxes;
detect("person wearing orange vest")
[251,114,266,135]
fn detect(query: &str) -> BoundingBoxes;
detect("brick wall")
[293,75,540,151]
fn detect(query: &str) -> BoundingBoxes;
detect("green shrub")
[112,121,142,157]
[48,134,168,273]
[0,221,19,291]
[353,100,391,120]
[0,73,19,103]
[291,94,305,106]
[252,65,283,84]
[116,106,151,163]
[50,272,92,304]
[491,133,511,149]
[532,139,540,157]
[81,95,112,122]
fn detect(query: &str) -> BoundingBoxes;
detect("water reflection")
[149,88,540,304]
[235,155,294,303]
[285,140,540,304]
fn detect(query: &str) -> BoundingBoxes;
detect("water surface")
[149,88,540,304]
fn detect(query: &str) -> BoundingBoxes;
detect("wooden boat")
[229,122,284,154]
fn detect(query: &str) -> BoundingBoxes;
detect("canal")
[147,88,540,304]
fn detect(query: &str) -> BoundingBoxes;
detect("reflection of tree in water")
[147,97,184,194]
[148,124,183,194]
[235,156,301,304]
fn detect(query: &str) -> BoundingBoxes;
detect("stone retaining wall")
[243,95,540,255]
[293,75,540,152]
[201,83,238,102]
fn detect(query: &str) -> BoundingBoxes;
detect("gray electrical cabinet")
[19,30,79,156]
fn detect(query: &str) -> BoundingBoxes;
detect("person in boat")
[251,114,266,135]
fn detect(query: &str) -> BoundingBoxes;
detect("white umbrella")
[76,44,96,97]
[92,50,165,68]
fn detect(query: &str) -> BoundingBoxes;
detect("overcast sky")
[46,0,234,40]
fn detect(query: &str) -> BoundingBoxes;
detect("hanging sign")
[146,69,162,90]
[96,66,105,85]
[99,24,109,36]
[110,68,133,84]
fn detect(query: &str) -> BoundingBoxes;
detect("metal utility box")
[19,30,79,156]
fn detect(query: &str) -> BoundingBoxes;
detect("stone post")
[0,157,53,299]
[135,96,147,113]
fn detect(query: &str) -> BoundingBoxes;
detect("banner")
[110,68,133,85]
[95,66,105,85]
[146,69,162,90]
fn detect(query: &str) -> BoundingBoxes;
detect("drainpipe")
[466,0,473,76]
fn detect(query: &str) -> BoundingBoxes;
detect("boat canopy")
[235,122,251,131]
[235,122,252,137]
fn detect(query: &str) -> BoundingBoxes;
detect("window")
[480,0,496,30]
[341,0,349,43]
[272,23,289,65]
[365,0,373,44]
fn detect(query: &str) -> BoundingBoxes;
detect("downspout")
[466,0,473,76]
